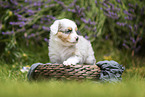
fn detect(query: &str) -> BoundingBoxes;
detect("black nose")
[76,37,79,41]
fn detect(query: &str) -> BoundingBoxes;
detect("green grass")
[0,40,145,97]
[0,68,145,97]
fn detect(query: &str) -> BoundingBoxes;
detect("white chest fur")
[49,36,76,63]
[58,45,75,62]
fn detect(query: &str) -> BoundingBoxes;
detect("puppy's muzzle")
[72,36,79,43]
[76,37,79,42]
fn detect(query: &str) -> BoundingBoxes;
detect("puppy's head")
[50,19,79,46]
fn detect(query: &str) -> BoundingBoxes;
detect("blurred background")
[0,1,145,96]
[0,0,145,69]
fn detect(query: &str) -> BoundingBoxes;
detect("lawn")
[0,41,145,97]
[0,67,145,97]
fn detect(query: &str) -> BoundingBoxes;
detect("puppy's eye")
[65,29,72,34]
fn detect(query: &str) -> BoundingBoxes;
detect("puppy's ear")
[50,20,60,35]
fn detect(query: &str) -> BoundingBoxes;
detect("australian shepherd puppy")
[49,19,96,66]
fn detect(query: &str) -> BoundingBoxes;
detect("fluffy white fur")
[49,19,96,65]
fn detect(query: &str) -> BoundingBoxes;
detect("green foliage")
[0,0,145,66]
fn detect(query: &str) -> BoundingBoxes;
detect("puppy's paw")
[63,60,76,66]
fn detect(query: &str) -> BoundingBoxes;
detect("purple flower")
[27,9,35,13]
[108,11,117,16]
[123,10,133,16]
[25,0,28,2]
[93,27,97,32]
[115,8,121,11]
[75,20,80,25]
[2,31,14,35]
[48,4,56,8]
[51,16,56,20]
[108,3,114,8]
[27,33,36,38]
[20,22,26,27]
[41,17,48,21]
[116,22,126,26]
[90,21,96,25]
[134,25,138,31]
[40,21,44,24]
[141,7,145,15]
[135,45,141,53]
[17,14,22,18]
[81,18,88,24]
[104,12,119,19]
[128,3,135,8]
[44,38,49,43]
[10,0,18,5]
[33,2,37,6]
[67,9,76,13]
[116,0,121,3]
[105,8,111,11]
[130,37,135,43]
[136,37,142,42]
[124,16,133,20]
[73,5,85,17]
[105,34,110,40]
[135,3,138,8]
[128,25,133,30]
[54,0,66,8]
[84,26,91,31]
[9,22,15,25]
[9,21,26,27]
[46,0,51,3]
[42,26,50,31]
[32,24,39,29]
[95,0,97,5]
[128,9,135,13]
[16,28,26,33]
[69,0,77,7]
[77,31,81,35]
[122,43,129,49]
[102,2,108,8]
[93,34,97,38]
[34,1,42,6]
[85,35,89,40]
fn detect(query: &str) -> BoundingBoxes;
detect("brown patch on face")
[67,27,72,31]
[57,32,70,42]
[75,27,78,31]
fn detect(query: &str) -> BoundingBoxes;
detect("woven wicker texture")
[33,64,101,80]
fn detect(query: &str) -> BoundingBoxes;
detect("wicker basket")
[32,64,101,81]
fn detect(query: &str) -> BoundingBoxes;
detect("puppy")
[49,19,96,65]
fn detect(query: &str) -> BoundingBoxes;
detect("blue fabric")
[27,63,51,80]
[96,60,125,82]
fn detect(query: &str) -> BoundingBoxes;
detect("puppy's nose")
[76,37,79,42]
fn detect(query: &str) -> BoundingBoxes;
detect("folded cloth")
[96,60,125,82]
[27,63,51,80]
